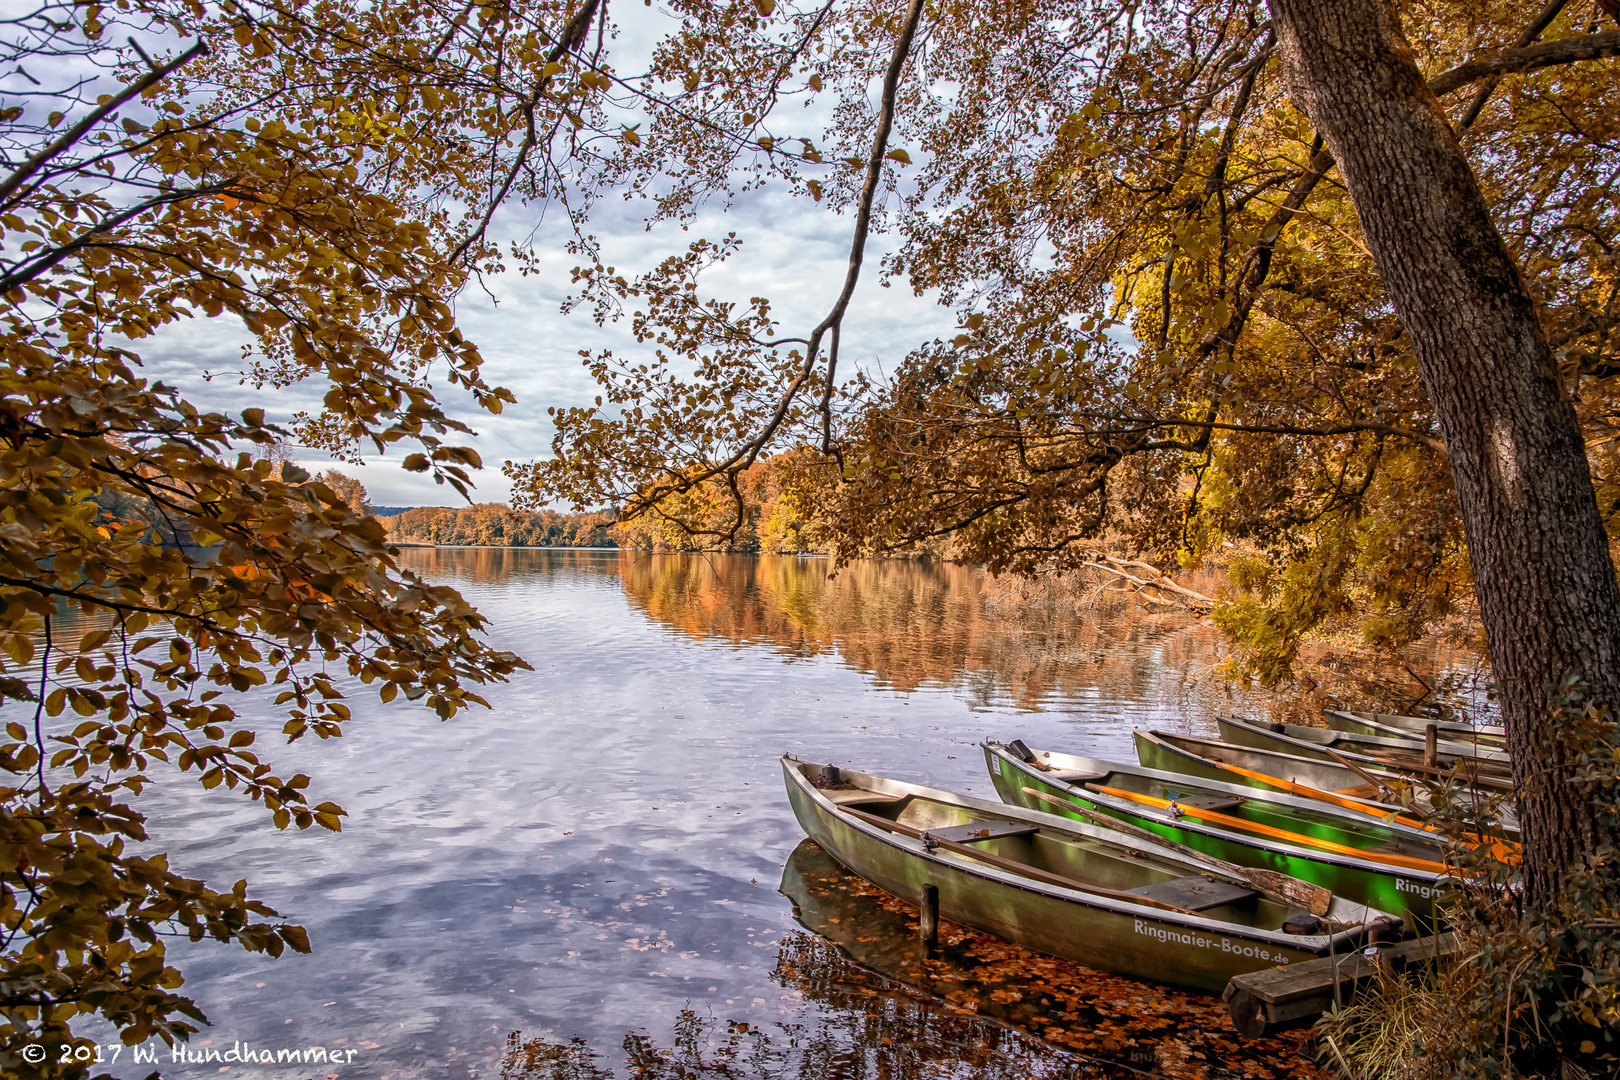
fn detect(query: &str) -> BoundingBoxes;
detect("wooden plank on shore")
[1223,933,1461,1037]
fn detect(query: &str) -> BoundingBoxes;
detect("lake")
[54,550,1492,1078]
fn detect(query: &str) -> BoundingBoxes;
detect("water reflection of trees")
[610,554,1490,720]
[397,545,621,584]
[396,548,1494,721]
[614,552,1213,710]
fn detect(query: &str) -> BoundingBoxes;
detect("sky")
[147,182,956,508]
[133,7,963,510]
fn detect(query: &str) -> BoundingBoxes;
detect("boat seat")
[821,791,907,806]
[925,819,1039,845]
[1165,792,1247,813]
[1128,875,1259,912]
[1049,770,1108,783]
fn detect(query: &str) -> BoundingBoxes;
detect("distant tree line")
[379,503,616,547]
[380,455,836,553]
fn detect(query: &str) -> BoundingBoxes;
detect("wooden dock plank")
[1223,933,1461,1037]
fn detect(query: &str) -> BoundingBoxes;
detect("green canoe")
[782,754,1402,994]
[1324,709,1507,749]
[1215,716,1513,781]
[1134,729,1521,838]
[984,740,1450,926]
[1136,728,1414,801]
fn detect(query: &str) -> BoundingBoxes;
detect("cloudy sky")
[138,10,961,510]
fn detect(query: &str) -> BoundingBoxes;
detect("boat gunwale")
[991,740,1436,841]
[984,741,1448,883]
[1323,709,1507,747]
[1222,715,1511,765]
[1136,728,1414,805]
[782,754,1393,955]
[1328,709,1503,735]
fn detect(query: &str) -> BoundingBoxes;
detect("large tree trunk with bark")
[1265,0,1620,906]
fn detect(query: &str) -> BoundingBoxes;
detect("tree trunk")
[1265,0,1620,906]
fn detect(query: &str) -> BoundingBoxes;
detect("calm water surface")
[62,551,1490,1078]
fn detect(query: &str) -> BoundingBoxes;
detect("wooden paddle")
[835,804,1200,916]
[1318,746,1400,795]
[1018,785,1333,917]
[1084,784,1450,876]
[1368,753,1514,789]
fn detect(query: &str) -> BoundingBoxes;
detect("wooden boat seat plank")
[1167,793,1247,813]
[926,819,1039,844]
[821,791,908,806]
[1128,874,1259,912]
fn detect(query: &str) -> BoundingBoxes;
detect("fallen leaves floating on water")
[498,840,1328,1079]
[776,839,1328,1080]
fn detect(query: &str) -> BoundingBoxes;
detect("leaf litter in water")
[499,840,1327,1079]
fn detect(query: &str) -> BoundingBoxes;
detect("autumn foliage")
[0,0,596,1062]
[380,504,615,547]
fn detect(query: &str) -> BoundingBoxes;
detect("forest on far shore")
[378,504,617,548]
[376,454,829,553]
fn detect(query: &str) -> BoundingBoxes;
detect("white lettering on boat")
[1132,919,1290,963]
[1395,877,1441,899]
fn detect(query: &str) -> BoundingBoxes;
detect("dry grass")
[1316,957,1462,1080]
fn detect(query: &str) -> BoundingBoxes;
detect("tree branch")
[0,38,208,213]
[619,0,927,526]
[1429,30,1620,97]
[1455,0,1567,132]
[1080,556,1215,613]
[1105,415,1448,455]
[0,179,239,295]
[448,0,601,265]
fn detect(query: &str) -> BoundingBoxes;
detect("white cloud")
[142,177,956,508]
[130,4,960,509]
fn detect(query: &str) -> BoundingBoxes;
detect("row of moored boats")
[781,709,1514,993]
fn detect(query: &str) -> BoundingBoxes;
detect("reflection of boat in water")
[782,756,1399,994]
[777,839,1324,1077]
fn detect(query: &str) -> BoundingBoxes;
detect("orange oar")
[1202,758,1520,862]
[1205,758,1431,829]
[1088,784,1451,876]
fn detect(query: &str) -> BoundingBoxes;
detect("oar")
[1318,746,1402,796]
[1365,752,1514,788]
[835,804,1200,916]
[1084,784,1450,876]
[1202,758,1519,861]
[1205,756,1429,826]
[1323,744,1515,792]
[1019,785,1333,917]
